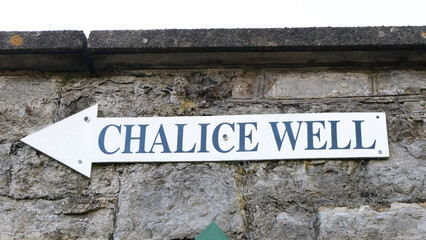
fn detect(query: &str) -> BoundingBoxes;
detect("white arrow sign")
[22,104,389,178]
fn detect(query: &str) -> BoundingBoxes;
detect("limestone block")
[87,165,120,195]
[0,31,88,72]
[318,203,426,240]
[199,102,283,116]
[377,71,426,95]
[231,72,257,99]
[386,100,425,142]
[249,205,315,240]
[406,140,425,159]
[132,75,175,117]
[0,196,115,239]
[0,76,59,142]
[8,145,119,199]
[243,160,364,239]
[184,71,233,102]
[59,76,136,118]
[359,143,426,204]
[264,72,371,99]
[114,163,244,240]
[132,71,233,116]
[0,143,12,195]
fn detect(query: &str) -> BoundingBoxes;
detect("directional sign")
[21,104,389,177]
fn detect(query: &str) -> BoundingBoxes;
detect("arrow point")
[21,104,98,178]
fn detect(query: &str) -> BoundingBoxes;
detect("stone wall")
[0,27,425,239]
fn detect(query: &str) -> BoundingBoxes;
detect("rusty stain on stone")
[421,32,426,39]
[10,35,24,46]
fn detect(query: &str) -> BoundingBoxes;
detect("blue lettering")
[122,124,149,154]
[237,122,258,152]
[198,123,210,153]
[212,122,235,153]
[149,124,172,153]
[353,120,376,149]
[329,121,351,150]
[305,121,327,150]
[269,121,302,151]
[175,124,196,153]
[98,124,121,154]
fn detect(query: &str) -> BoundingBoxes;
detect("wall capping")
[1,27,425,72]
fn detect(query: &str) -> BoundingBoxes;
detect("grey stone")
[386,100,425,142]
[318,203,426,240]
[359,143,426,204]
[9,144,88,199]
[0,65,424,239]
[59,76,136,118]
[185,71,234,102]
[199,102,283,116]
[264,72,371,99]
[132,74,176,117]
[88,27,426,70]
[0,143,12,195]
[248,205,315,240]
[406,140,425,159]
[0,196,115,239]
[114,163,245,240]
[231,71,258,99]
[0,75,59,143]
[8,145,119,199]
[88,27,426,52]
[376,71,426,95]
[1,27,425,72]
[130,70,234,117]
[0,31,88,72]
[0,31,86,52]
[241,160,364,239]
[88,165,120,195]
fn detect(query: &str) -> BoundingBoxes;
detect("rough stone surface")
[59,76,136,118]
[0,196,115,239]
[88,27,426,52]
[2,28,425,72]
[0,143,12,195]
[376,71,426,95]
[232,72,258,99]
[359,143,426,204]
[406,140,425,159]
[0,31,88,72]
[0,31,86,53]
[0,75,59,143]
[318,203,426,240]
[264,71,372,99]
[0,66,424,239]
[114,163,245,239]
[8,144,119,199]
[241,160,364,239]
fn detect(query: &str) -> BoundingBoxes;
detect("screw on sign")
[196,222,229,240]
[21,104,389,178]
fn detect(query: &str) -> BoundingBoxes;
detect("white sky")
[1,0,425,36]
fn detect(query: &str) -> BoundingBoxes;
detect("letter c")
[98,124,121,154]
[212,122,235,153]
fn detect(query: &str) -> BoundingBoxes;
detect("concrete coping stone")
[0,27,425,72]
[0,31,87,54]
[88,27,426,53]
[0,31,88,72]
